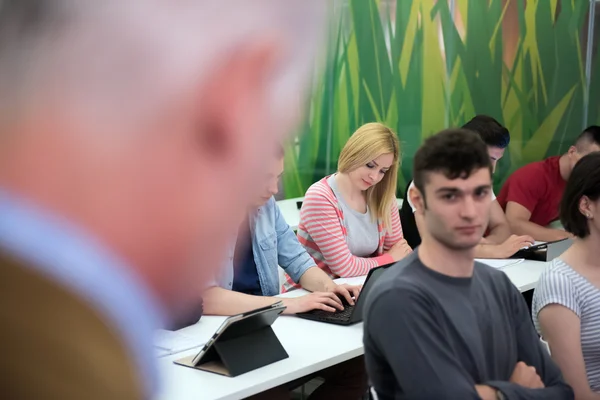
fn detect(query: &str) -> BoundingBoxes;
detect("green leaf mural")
[282,0,595,199]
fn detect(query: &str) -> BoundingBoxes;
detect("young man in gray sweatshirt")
[363,129,573,400]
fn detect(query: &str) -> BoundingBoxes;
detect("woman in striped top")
[284,123,411,291]
[533,152,600,399]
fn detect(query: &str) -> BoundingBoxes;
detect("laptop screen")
[353,262,395,319]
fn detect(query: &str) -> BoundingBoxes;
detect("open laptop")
[546,237,573,260]
[295,263,394,325]
[511,237,573,261]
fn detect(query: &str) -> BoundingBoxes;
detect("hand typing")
[282,292,345,314]
[326,283,362,306]
[492,235,535,258]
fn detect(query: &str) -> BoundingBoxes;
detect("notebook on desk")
[295,262,394,325]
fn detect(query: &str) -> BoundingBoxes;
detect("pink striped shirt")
[283,176,403,291]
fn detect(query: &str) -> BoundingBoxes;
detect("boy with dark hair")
[203,144,367,400]
[498,126,600,241]
[463,115,511,151]
[364,129,572,400]
[400,115,533,258]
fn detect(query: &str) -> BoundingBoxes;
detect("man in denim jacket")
[204,144,360,315]
[202,145,367,400]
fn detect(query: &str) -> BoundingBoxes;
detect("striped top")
[283,176,403,291]
[532,258,600,392]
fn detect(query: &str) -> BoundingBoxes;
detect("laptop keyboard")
[308,305,354,321]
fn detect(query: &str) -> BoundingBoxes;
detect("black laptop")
[295,263,394,325]
[510,238,571,260]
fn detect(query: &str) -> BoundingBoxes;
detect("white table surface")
[337,259,547,294]
[155,288,363,400]
[501,259,548,292]
[155,258,547,400]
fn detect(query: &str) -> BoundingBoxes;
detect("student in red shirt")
[400,115,534,258]
[498,126,600,241]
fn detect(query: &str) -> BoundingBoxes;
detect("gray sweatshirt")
[363,250,573,400]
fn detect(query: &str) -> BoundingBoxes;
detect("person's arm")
[202,286,284,315]
[412,196,516,258]
[485,200,512,244]
[202,286,348,315]
[365,288,483,399]
[534,269,597,399]
[474,234,535,259]
[297,266,335,292]
[382,199,404,251]
[538,304,600,399]
[272,200,320,284]
[297,266,361,306]
[506,202,571,242]
[474,243,508,259]
[483,280,574,399]
[299,185,393,277]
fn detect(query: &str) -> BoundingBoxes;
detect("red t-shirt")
[497,156,566,226]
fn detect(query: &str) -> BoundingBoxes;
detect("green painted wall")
[282,0,600,199]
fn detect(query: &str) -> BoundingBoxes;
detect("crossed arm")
[366,288,573,399]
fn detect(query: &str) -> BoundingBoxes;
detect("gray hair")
[0,0,327,130]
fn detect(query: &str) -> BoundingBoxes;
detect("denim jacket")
[214,197,314,296]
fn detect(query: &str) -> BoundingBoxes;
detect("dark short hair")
[413,129,492,196]
[462,115,510,149]
[575,125,600,151]
[560,152,600,238]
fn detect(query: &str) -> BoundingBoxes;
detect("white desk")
[156,315,363,400]
[501,259,547,292]
[333,259,547,294]
[156,259,547,400]
[277,197,404,231]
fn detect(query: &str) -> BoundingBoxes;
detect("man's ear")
[409,185,426,214]
[567,145,578,158]
[194,41,281,162]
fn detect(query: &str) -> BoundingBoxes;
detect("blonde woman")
[284,123,411,290]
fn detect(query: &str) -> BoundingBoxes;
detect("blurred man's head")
[410,129,493,251]
[565,126,600,175]
[253,144,285,208]
[462,115,510,173]
[0,1,326,314]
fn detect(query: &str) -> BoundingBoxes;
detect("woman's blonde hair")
[338,122,400,231]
